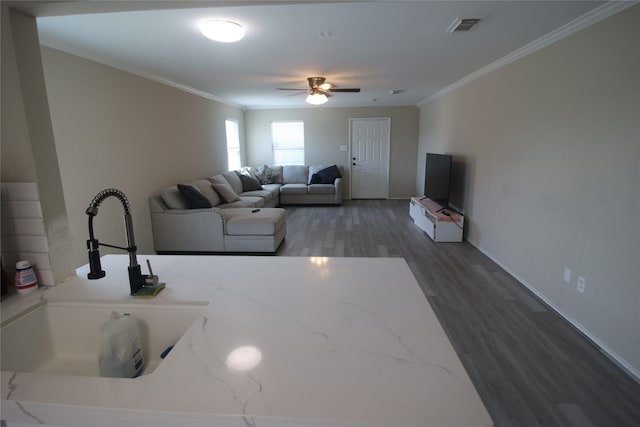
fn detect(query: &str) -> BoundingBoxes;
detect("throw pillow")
[239,174,262,192]
[255,165,275,184]
[309,173,323,185]
[161,186,188,210]
[238,166,259,181]
[269,165,283,184]
[177,184,212,209]
[212,182,241,203]
[315,165,342,184]
[191,180,221,206]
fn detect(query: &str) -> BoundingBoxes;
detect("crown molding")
[418,1,638,107]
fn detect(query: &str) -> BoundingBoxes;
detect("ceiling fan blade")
[277,88,308,91]
[282,91,307,97]
[328,88,361,93]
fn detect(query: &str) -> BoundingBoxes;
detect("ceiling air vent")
[446,18,481,33]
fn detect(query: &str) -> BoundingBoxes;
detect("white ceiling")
[22,1,613,109]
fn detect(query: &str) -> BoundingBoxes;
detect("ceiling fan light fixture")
[200,20,245,43]
[306,90,328,105]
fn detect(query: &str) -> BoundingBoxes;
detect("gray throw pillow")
[212,182,241,203]
[255,165,275,184]
[160,186,188,209]
[239,174,262,192]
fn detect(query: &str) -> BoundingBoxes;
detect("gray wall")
[1,7,36,182]
[37,46,245,268]
[1,8,73,283]
[417,5,640,377]
[245,106,419,199]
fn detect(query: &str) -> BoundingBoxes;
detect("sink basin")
[1,299,208,377]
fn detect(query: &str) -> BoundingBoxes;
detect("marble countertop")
[2,255,491,427]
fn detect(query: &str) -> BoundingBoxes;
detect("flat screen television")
[424,153,452,206]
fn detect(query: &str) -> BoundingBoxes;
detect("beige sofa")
[148,165,342,253]
[208,165,343,206]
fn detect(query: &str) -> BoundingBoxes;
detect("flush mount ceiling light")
[305,89,328,105]
[200,20,245,42]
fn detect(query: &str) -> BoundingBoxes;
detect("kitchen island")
[2,255,491,427]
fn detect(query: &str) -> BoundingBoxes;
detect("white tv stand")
[409,197,464,242]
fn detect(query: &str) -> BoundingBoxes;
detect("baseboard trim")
[465,238,640,384]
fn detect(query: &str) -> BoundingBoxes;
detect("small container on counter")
[15,260,38,295]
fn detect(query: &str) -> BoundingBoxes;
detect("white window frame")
[225,119,241,171]
[271,121,305,166]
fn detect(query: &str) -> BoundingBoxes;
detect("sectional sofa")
[148,164,342,253]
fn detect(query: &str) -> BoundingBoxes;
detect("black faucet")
[85,188,156,295]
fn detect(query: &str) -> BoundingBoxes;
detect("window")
[271,121,304,165]
[225,119,241,171]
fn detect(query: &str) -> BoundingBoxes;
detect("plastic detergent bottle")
[99,311,144,378]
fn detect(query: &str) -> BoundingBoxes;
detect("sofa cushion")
[161,186,188,210]
[261,183,282,199]
[283,165,309,184]
[221,170,243,194]
[224,208,286,236]
[241,189,273,202]
[177,184,212,209]
[308,184,336,194]
[280,183,308,195]
[310,165,342,184]
[218,196,265,208]
[191,180,221,206]
[212,182,241,203]
[239,174,263,192]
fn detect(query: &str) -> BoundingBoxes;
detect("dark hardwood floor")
[276,199,640,427]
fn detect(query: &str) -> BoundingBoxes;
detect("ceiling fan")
[278,77,360,105]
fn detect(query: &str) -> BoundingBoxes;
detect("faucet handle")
[144,259,159,286]
[87,239,106,280]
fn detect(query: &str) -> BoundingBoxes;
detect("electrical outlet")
[577,276,586,293]
[339,145,348,151]
[563,267,572,283]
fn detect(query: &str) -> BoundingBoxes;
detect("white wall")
[40,47,245,268]
[417,5,640,377]
[245,106,419,198]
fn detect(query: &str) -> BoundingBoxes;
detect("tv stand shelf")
[409,197,464,242]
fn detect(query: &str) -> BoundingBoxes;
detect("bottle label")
[133,346,144,377]
[15,268,38,290]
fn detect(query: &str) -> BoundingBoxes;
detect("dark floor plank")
[277,200,640,427]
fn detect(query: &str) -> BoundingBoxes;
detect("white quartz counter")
[2,255,491,427]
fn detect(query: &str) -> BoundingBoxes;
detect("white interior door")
[350,118,390,199]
